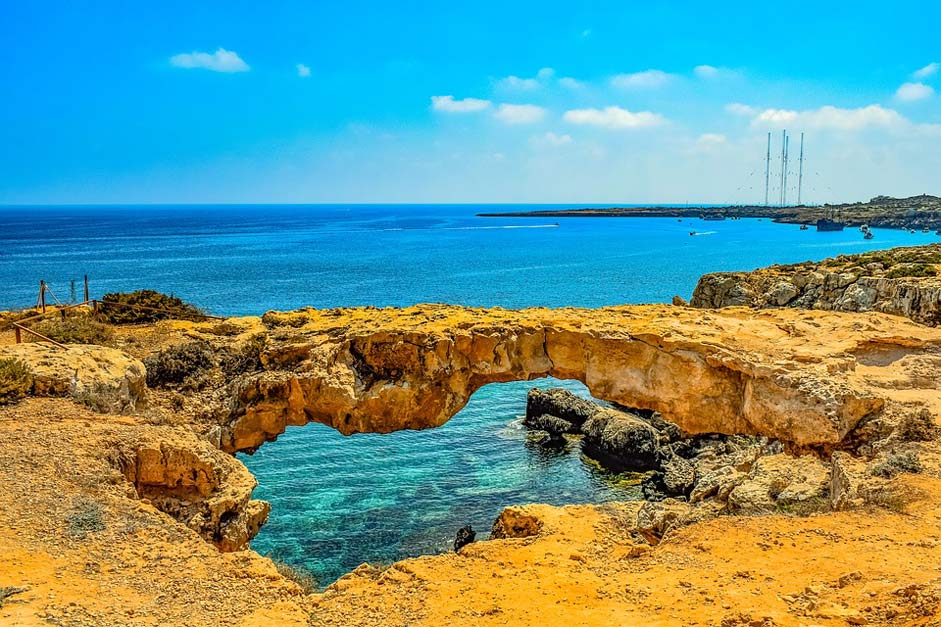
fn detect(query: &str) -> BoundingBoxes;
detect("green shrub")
[144,341,214,388]
[886,264,938,279]
[871,451,922,478]
[898,408,937,442]
[28,315,113,345]
[99,290,204,324]
[0,358,32,405]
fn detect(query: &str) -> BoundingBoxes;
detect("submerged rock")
[453,525,476,552]
[526,412,578,436]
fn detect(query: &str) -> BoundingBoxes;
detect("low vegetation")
[272,560,318,593]
[871,451,923,478]
[99,290,204,324]
[144,341,215,388]
[67,497,105,539]
[885,264,938,279]
[28,314,114,345]
[0,358,32,405]
[220,334,266,377]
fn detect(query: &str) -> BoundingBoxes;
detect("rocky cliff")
[691,245,941,325]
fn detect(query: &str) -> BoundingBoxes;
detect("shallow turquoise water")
[1,204,935,585]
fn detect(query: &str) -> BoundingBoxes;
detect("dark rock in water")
[525,388,598,429]
[537,431,567,448]
[661,455,696,495]
[641,473,670,501]
[581,408,661,472]
[454,525,476,552]
[527,413,577,436]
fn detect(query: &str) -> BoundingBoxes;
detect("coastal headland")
[478,194,941,231]
[1,256,941,625]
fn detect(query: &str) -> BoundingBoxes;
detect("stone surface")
[691,245,941,326]
[581,408,661,471]
[525,387,598,429]
[0,343,146,413]
[727,454,830,514]
[218,304,941,452]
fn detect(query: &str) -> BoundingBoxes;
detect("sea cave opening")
[239,377,645,588]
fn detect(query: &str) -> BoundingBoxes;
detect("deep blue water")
[1,204,936,586]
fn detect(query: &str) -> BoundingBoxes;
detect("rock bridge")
[220,304,941,453]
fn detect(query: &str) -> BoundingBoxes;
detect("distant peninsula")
[478,194,941,230]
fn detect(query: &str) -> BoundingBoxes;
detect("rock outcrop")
[222,304,941,453]
[0,343,146,413]
[691,245,941,325]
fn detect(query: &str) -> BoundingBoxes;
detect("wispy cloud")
[563,106,665,129]
[498,67,555,90]
[431,95,492,113]
[895,82,934,102]
[694,65,720,79]
[697,133,727,144]
[558,77,584,89]
[494,103,546,124]
[610,69,673,89]
[913,62,939,79]
[725,103,756,116]
[170,48,250,73]
[750,104,907,131]
[296,63,311,78]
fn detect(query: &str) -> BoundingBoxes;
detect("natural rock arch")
[217,304,941,454]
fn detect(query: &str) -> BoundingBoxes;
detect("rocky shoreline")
[478,194,941,231]
[2,273,941,624]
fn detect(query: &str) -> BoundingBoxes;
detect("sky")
[1,1,940,205]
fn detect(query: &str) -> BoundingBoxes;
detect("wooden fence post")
[40,281,46,313]
[14,326,21,343]
[84,275,89,302]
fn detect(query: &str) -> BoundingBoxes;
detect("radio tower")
[764,132,771,206]
[797,132,805,206]
[779,130,787,206]
[782,133,790,206]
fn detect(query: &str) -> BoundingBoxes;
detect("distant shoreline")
[477,194,941,231]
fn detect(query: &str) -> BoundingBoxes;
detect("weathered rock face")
[0,343,146,413]
[221,304,941,453]
[114,431,269,551]
[690,245,941,326]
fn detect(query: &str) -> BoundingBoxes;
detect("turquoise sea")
[1,204,936,585]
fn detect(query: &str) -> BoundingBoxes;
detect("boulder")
[581,408,661,472]
[635,499,693,542]
[727,453,830,514]
[829,451,869,510]
[525,388,598,429]
[453,525,476,552]
[526,413,577,436]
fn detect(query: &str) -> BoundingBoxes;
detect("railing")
[6,282,225,350]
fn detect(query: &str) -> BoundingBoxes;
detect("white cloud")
[751,104,907,131]
[697,133,727,144]
[431,95,492,113]
[581,29,592,37]
[725,103,756,116]
[170,47,250,73]
[498,68,555,90]
[610,69,673,89]
[532,131,573,147]
[558,77,584,89]
[494,103,546,125]
[694,65,719,79]
[296,63,311,78]
[563,106,665,129]
[913,62,939,79]
[895,82,934,102]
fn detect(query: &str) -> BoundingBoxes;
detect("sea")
[1,204,934,586]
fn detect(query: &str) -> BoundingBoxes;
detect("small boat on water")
[689,230,696,236]
[923,228,930,233]
[817,218,845,232]
[909,228,916,233]
[859,224,869,232]
[864,231,874,240]
[799,224,809,230]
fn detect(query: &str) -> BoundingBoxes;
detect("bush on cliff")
[0,358,32,405]
[885,263,938,279]
[99,290,204,324]
[144,341,214,388]
[220,334,266,377]
[29,315,114,345]
[871,450,922,478]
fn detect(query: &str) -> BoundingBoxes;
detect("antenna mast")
[764,132,771,206]
[779,130,786,206]
[783,133,789,206]
[797,132,804,206]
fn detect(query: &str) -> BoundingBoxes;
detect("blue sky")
[1,1,939,204]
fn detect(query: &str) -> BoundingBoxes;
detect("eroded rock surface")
[222,304,941,452]
[691,245,941,325]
